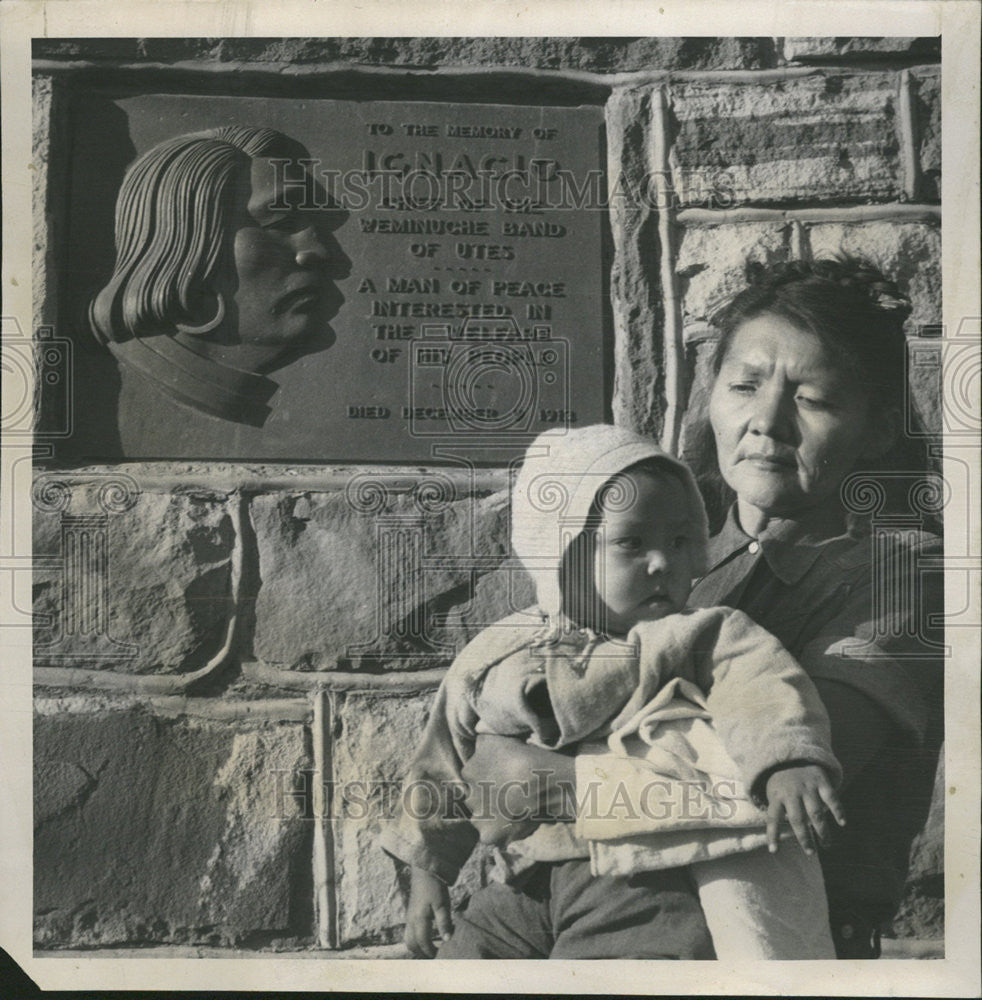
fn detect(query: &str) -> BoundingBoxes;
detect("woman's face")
[709,312,887,520]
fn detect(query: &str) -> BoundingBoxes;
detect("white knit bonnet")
[510,424,710,620]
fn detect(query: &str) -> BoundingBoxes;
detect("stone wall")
[32,36,943,951]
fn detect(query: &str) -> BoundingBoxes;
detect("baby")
[382,425,845,959]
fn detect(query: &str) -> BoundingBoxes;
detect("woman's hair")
[90,125,292,344]
[559,458,687,632]
[709,257,912,413]
[687,256,928,524]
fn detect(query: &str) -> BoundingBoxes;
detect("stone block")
[331,690,494,946]
[800,221,941,332]
[606,86,663,436]
[34,38,149,62]
[912,70,941,201]
[34,482,235,673]
[34,37,774,73]
[219,37,775,72]
[33,482,234,673]
[676,222,792,341]
[438,557,538,652]
[806,221,941,435]
[32,74,54,325]
[251,486,511,671]
[34,704,312,947]
[678,338,730,532]
[33,73,72,440]
[782,37,940,63]
[669,74,903,205]
[906,338,944,445]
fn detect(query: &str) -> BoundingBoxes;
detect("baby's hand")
[764,764,846,855]
[404,867,453,958]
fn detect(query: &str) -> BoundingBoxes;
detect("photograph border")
[2,1,979,995]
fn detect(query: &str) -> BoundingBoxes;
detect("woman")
[457,258,943,960]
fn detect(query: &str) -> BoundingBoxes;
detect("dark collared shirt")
[689,504,944,919]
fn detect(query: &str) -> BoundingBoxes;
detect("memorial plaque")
[60,95,608,462]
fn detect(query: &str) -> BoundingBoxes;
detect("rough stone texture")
[807,221,942,436]
[676,222,792,343]
[805,221,941,334]
[196,728,313,937]
[892,752,945,939]
[331,690,494,946]
[32,74,55,329]
[658,218,946,350]
[606,87,664,437]
[35,759,97,826]
[669,75,903,205]
[35,36,775,72]
[34,705,312,947]
[782,37,941,63]
[676,337,721,513]
[439,557,537,651]
[912,70,941,202]
[33,483,235,672]
[251,487,511,671]
[33,74,73,440]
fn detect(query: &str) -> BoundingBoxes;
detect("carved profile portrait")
[90,126,351,427]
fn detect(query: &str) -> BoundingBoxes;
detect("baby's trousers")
[436,848,833,960]
[436,859,714,959]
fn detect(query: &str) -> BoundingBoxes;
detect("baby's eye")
[672,534,690,549]
[613,536,642,551]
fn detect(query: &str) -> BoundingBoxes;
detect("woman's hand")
[404,867,453,958]
[461,734,577,845]
[765,764,847,854]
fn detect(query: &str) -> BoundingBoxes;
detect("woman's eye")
[729,382,756,395]
[673,535,690,549]
[796,394,831,411]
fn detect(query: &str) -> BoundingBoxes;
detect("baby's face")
[593,470,695,634]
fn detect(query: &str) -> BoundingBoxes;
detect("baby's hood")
[511,424,710,620]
